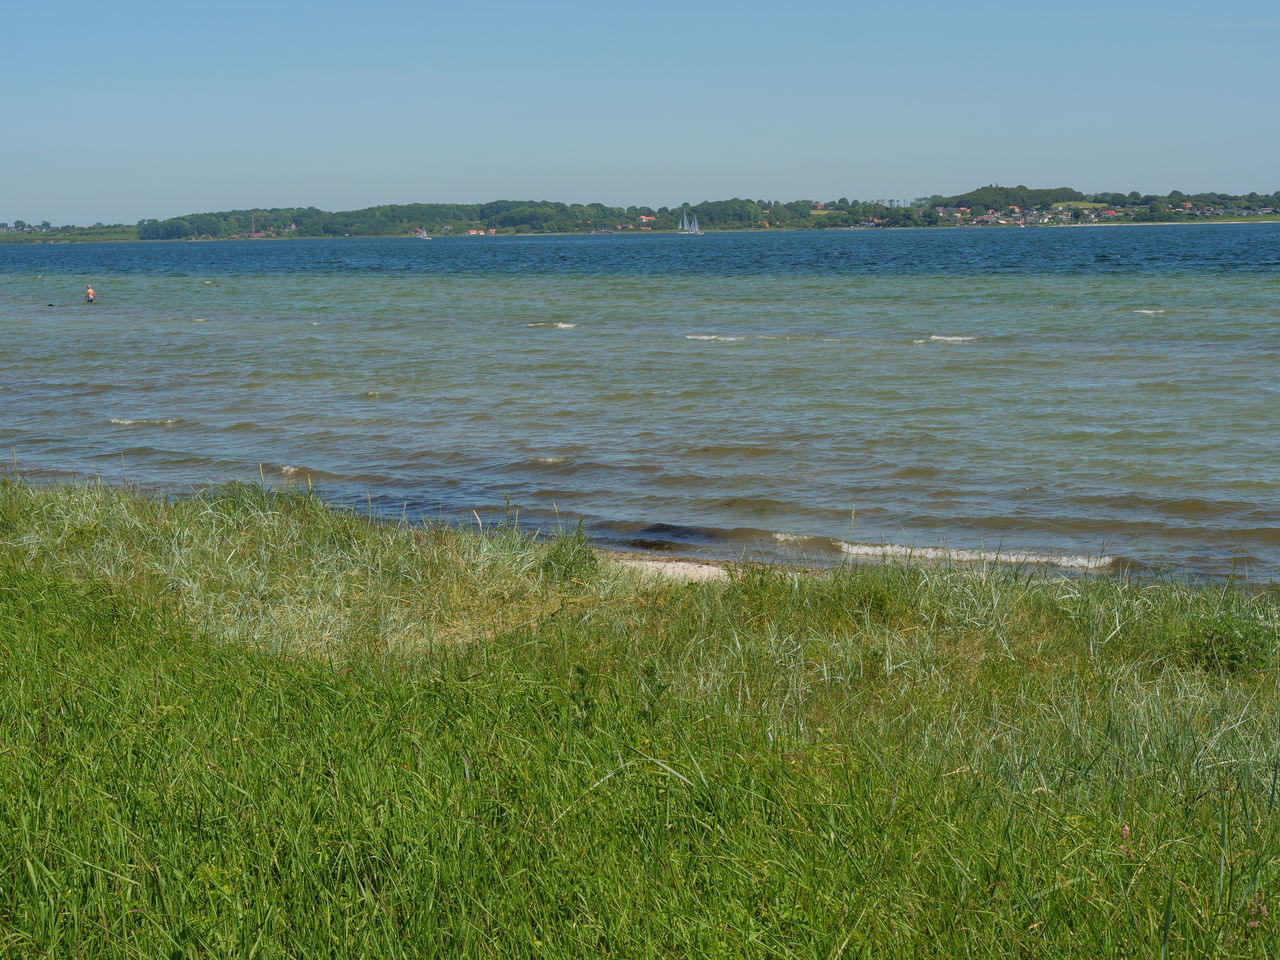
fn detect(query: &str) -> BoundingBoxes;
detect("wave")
[109,417,180,427]
[603,528,1122,574]
[526,321,578,329]
[1132,309,1166,314]
[686,334,747,342]
[772,532,812,544]
[836,540,1118,571]
[926,335,978,343]
[757,334,847,343]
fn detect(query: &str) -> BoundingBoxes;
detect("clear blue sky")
[5,0,1277,225]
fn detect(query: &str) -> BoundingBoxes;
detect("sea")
[2,224,1278,581]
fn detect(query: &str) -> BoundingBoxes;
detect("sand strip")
[599,551,731,583]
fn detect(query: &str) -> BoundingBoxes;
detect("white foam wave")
[1132,309,1166,314]
[837,540,1116,570]
[281,465,301,476]
[191,318,209,322]
[110,417,178,426]
[555,322,577,329]
[365,390,382,398]
[928,335,977,342]
[686,334,746,342]
[529,456,568,465]
[773,532,813,544]
[913,338,928,344]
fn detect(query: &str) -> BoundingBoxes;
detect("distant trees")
[16,185,1278,245]
[881,206,941,227]
[941,185,1085,211]
[689,198,766,226]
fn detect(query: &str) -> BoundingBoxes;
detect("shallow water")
[2,225,1278,579]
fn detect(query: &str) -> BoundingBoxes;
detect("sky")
[5,0,1277,225]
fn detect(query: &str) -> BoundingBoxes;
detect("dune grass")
[2,479,1279,957]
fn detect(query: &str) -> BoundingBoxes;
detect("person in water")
[85,284,95,302]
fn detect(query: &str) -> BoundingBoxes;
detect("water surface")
[3,225,1277,579]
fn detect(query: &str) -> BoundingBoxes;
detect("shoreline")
[3,470,1268,585]
[4,217,1278,245]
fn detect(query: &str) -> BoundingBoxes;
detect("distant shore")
[4,216,1278,245]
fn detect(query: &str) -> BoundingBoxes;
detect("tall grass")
[2,479,1278,956]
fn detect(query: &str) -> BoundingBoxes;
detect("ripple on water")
[2,226,1278,580]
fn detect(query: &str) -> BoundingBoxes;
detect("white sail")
[678,210,703,234]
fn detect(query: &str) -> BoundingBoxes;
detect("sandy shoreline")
[596,549,732,582]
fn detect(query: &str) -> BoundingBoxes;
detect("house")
[638,215,656,222]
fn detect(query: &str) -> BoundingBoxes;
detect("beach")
[601,550,731,582]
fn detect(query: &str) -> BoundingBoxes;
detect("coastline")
[4,216,1278,244]
[4,470,1259,587]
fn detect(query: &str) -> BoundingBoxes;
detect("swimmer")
[85,284,96,303]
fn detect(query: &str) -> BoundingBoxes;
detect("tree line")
[123,187,1280,239]
[8,185,1279,243]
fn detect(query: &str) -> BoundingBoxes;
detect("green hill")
[940,184,1087,210]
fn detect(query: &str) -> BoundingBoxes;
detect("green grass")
[0,227,139,243]
[2,479,1279,957]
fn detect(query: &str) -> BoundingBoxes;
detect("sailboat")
[677,210,704,235]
